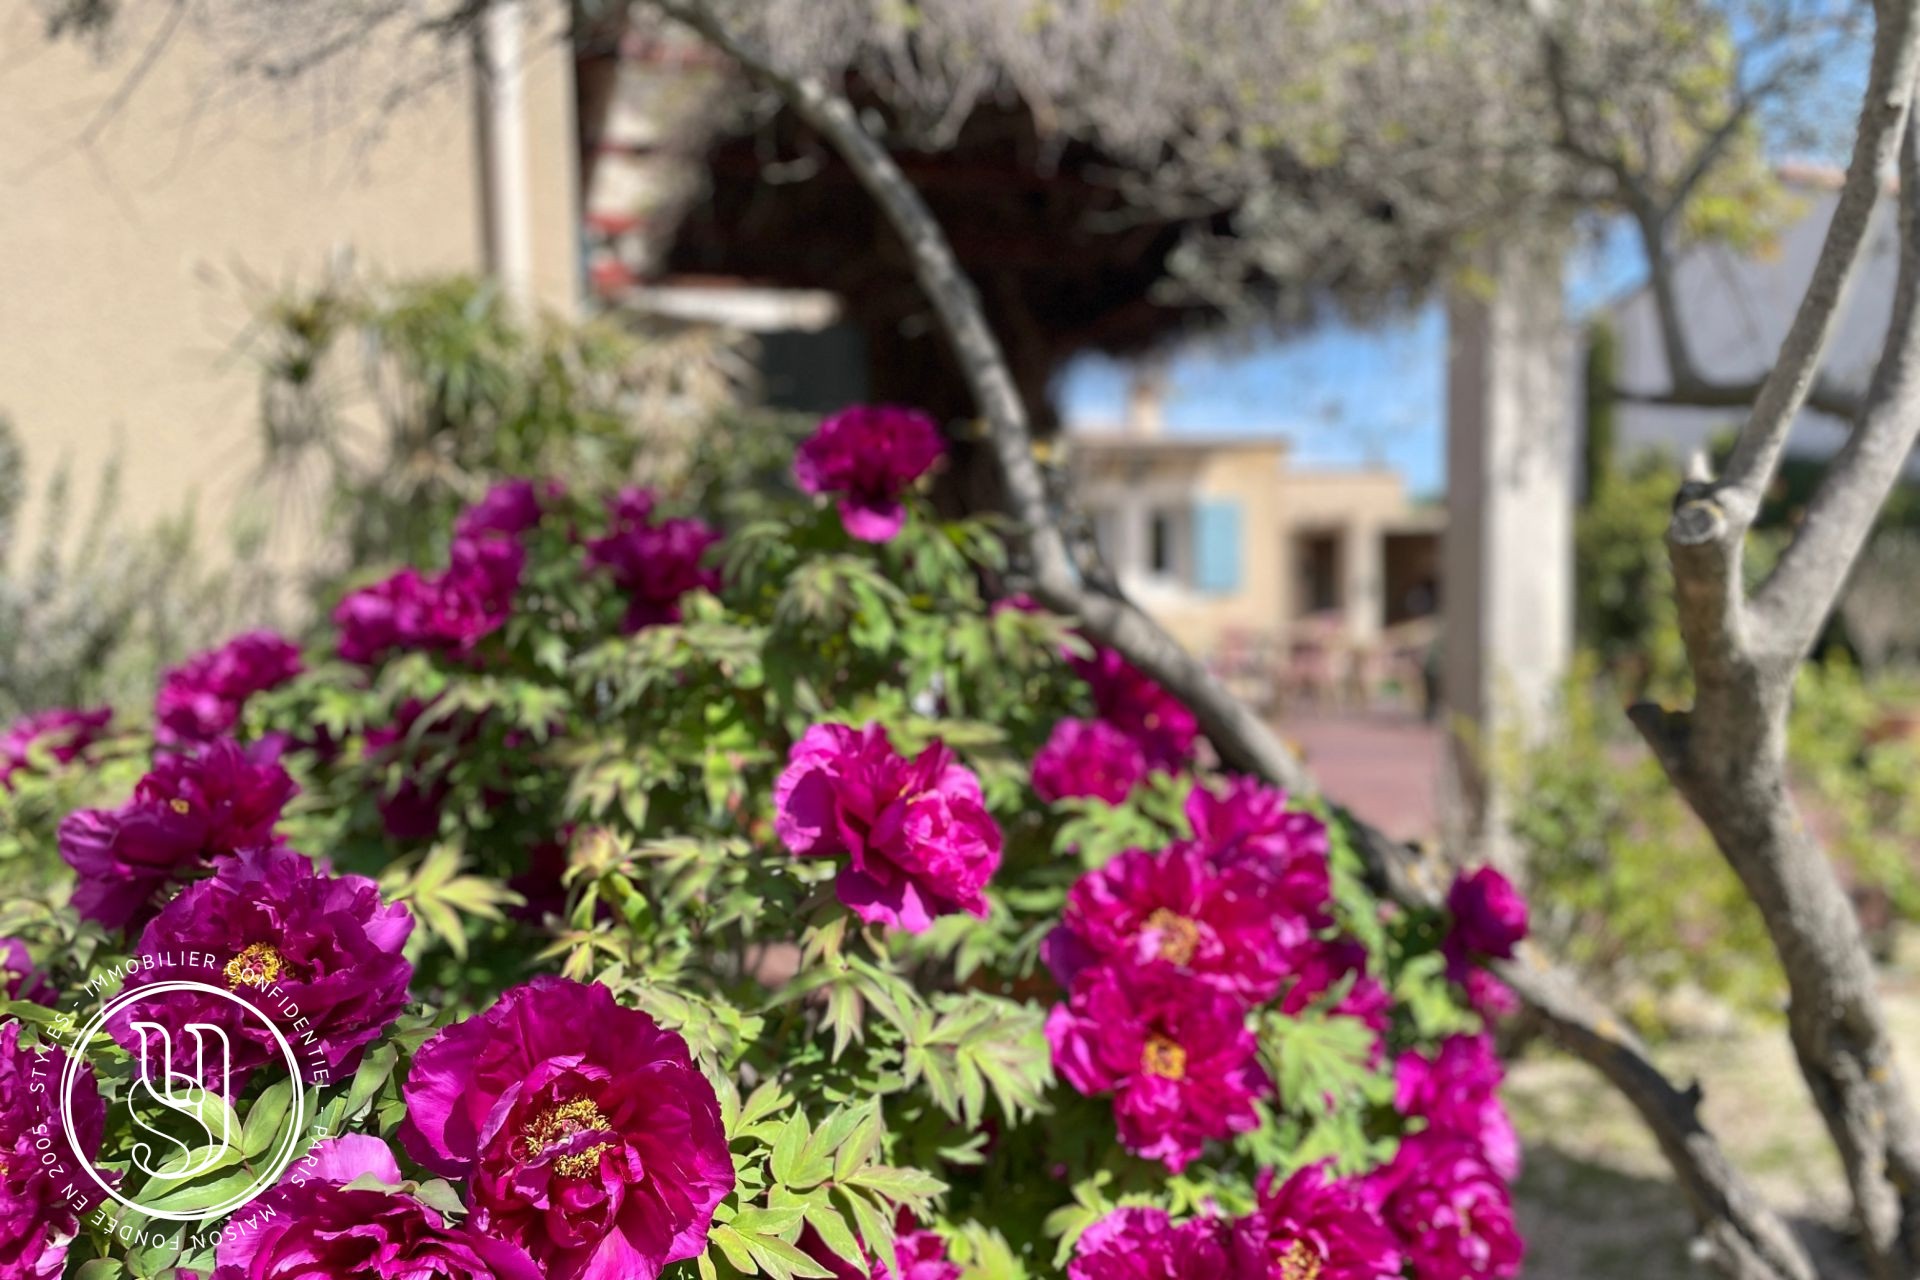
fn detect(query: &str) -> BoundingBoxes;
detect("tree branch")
[636,4,1821,1276]
[1499,949,1817,1280]
[1353,815,1816,1280]
[1758,97,1920,657]
[1715,3,1920,523]
[1627,7,1920,1266]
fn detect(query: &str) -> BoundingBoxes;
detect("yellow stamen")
[1280,1241,1323,1280]
[1140,1035,1187,1081]
[522,1097,614,1179]
[1143,908,1200,966]
[225,943,286,990]
[169,798,192,815]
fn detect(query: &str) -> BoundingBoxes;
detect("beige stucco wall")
[1072,438,1439,657]
[1072,441,1290,655]
[0,10,579,571]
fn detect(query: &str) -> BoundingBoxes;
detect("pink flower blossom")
[401,977,733,1280]
[59,739,297,931]
[0,940,52,1006]
[1046,963,1267,1171]
[1066,1207,1239,1280]
[1393,1034,1519,1181]
[118,846,414,1092]
[584,489,721,632]
[1365,1136,1523,1280]
[156,631,303,744]
[1043,845,1318,1002]
[455,478,561,541]
[1,1022,105,1280]
[775,723,1002,933]
[1031,718,1147,805]
[795,405,945,542]
[209,1135,541,1280]
[1236,1161,1402,1280]
[1184,777,1331,887]
[1462,969,1520,1023]
[1445,867,1528,964]
[334,536,524,665]
[1069,647,1198,770]
[0,706,111,789]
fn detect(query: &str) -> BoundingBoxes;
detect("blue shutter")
[1193,500,1243,593]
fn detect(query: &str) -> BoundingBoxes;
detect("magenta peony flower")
[455,478,561,541]
[1043,845,1317,1002]
[1,1022,105,1280]
[1365,1135,1523,1280]
[400,977,733,1280]
[155,631,303,744]
[1444,867,1528,965]
[0,940,54,1007]
[1069,648,1198,770]
[1461,969,1520,1023]
[1046,963,1267,1171]
[59,739,297,931]
[1236,1161,1402,1280]
[1184,777,1331,888]
[334,537,524,665]
[795,404,945,542]
[1031,718,1147,806]
[210,1135,541,1280]
[115,846,413,1092]
[1065,1207,1239,1280]
[775,723,1002,933]
[584,490,722,632]
[1393,1034,1519,1181]
[0,706,111,790]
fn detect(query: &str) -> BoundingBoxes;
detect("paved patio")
[1276,709,1446,842]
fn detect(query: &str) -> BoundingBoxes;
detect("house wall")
[1073,442,1287,654]
[0,10,580,575]
[1070,440,1437,659]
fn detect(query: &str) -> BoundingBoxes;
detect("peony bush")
[0,405,1527,1280]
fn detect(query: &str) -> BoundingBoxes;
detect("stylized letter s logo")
[126,1021,234,1179]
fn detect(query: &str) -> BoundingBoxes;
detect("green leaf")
[241,1077,297,1159]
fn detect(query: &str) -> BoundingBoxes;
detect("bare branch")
[1353,813,1814,1280]
[1716,4,1920,521]
[1758,92,1920,656]
[1630,16,1920,1253]
[1499,949,1817,1280]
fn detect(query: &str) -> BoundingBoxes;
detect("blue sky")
[1056,226,1642,499]
[1056,13,1864,500]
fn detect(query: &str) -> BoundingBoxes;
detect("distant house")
[1068,385,1442,706]
[1606,166,1898,468]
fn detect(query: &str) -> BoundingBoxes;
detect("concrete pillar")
[1441,235,1575,866]
[476,2,535,306]
[1342,520,1383,645]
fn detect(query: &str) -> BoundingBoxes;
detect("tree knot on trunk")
[1670,487,1730,547]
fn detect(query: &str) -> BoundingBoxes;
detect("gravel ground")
[1504,955,1920,1278]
